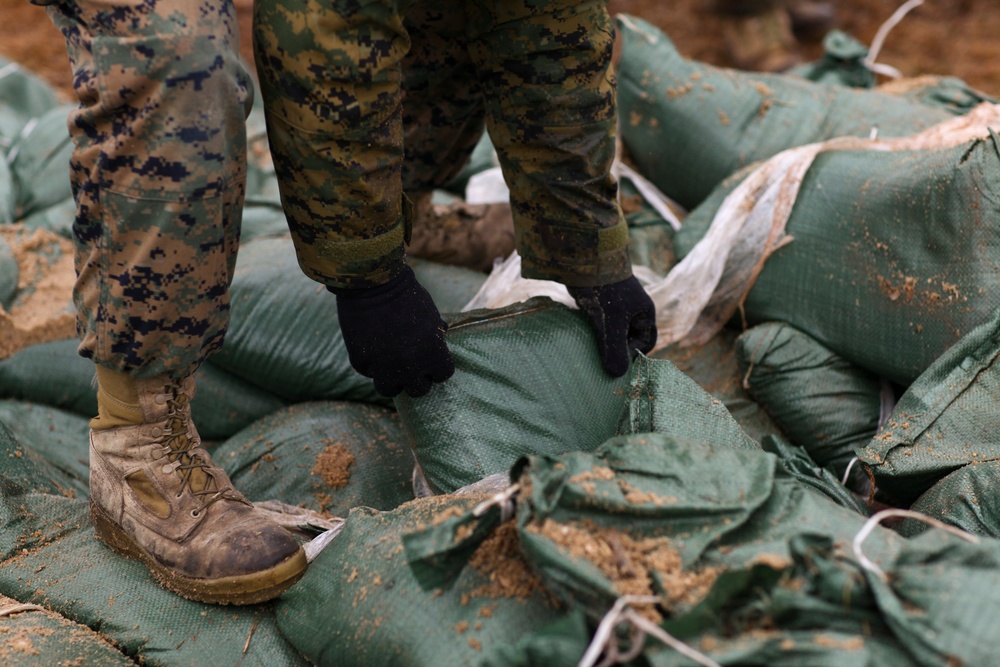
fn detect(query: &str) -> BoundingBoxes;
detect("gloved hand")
[330,266,454,398]
[568,276,657,377]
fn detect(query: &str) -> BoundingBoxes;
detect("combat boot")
[407,193,516,273]
[89,375,307,604]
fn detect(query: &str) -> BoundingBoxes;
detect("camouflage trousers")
[47,0,251,379]
[49,0,630,378]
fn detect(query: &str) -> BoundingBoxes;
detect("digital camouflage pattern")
[254,0,631,289]
[49,0,631,377]
[48,0,252,379]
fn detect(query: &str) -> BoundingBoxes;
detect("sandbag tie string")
[472,483,520,523]
[852,508,979,582]
[579,595,722,667]
[0,603,45,618]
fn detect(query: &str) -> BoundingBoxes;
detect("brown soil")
[2,1,998,99]
[311,442,355,491]
[465,520,548,603]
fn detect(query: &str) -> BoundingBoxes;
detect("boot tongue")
[165,401,213,496]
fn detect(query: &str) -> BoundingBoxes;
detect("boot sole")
[90,500,308,605]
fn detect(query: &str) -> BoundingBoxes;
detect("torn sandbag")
[663,103,1000,385]
[615,14,953,210]
[735,322,884,481]
[859,308,1000,505]
[215,401,415,514]
[277,494,565,667]
[0,338,289,442]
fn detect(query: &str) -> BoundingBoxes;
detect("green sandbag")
[900,461,1000,538]
[0,235,17,308]
[676,134,1000,386]
[216,401,415,514]
[396,299,757,494]
[791,30,876,88]
[0,338,289,441]
[211,235,386,405]
[7,104,74,221]
[0,57,59,150]
[0,400,90,500]
[18,196,75,237]
[859,309,1000,504]
[615,15,952,210]
[651,328,785,445]
[277,494,565,667]
[409,256,488,314]
[735,322,882,478]
[0,593,133,666]
[625,205,677,278]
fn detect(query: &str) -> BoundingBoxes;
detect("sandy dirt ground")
[2,0,998,100]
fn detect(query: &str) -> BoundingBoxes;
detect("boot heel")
[90,500,142,560]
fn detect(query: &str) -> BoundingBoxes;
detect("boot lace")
[157,383,246,517]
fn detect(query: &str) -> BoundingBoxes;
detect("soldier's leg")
[464,0,630,287]
[254,0,410,289]
[47,0,306,603]
[401,2,514,272]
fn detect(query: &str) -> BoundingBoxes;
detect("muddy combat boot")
[721,6,802,72]
[407,193,516,273]
[89,374,307,604]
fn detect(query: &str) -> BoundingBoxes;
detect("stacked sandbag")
[277,494,565,666]
[615,15,954,210]
[216,401,415,514]
[735,322,884,481]
[672,107,1000,386]
[6,104,74,224]
[395,298,759,494]
[407,434,916,666]
[859,309,1000,506]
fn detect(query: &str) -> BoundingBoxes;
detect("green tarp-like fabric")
[0,57,58,153]
[675,129,1000,387]
[0,593,133,666]
[615,15,952,210]
[735,322,882,478]
[7,104,74,221]
[216,401,415,514]
[277,495,566,667]
[396,299,759,494]
[859,309,1000,504]
[0,399,90,500]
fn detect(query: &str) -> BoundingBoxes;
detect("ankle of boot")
[91,366,144,430]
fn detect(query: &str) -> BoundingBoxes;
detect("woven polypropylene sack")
[0,57,59,150]
[276,494,565,667]
[735,322,882,477]
[0,338,289,441]
[676,134,1000,386]
[409,256,488,314]
[216,401,415,514]
[615,15,952,210]
[900,461,1000,538]
[7,104,74,221]
[395,299,642,494]
[0,399,90,500]
[0,593,133,666]
[859,310,1000,504]
[651,328,785,445]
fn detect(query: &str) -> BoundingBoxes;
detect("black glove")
[568,276,657,377]
[330,266,455,398]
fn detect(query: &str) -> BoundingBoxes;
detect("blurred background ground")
[1,0,997,100]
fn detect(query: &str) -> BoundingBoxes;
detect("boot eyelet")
[191,509,200,518]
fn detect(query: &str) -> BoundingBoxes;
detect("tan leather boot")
[407,194,516,273]
[89,375,307,605]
